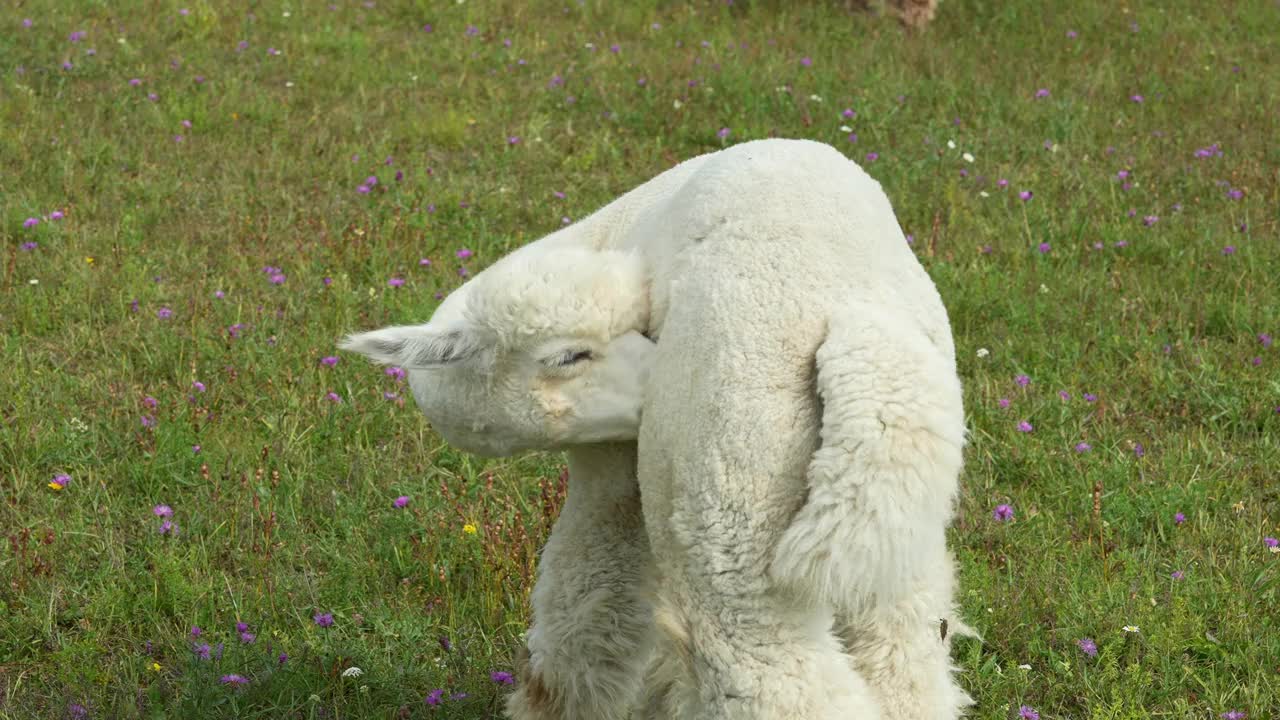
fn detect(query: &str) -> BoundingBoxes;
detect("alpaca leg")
[506,443,654,720]
[767,306,970,718]
[835,553,973,720]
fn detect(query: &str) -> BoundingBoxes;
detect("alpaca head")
[340,245,654,457]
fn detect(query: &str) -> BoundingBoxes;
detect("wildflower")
[1174,512,1185,525]
[151,662,161,672]
[157,307,173,319]
[998,398,1011,409]
[1067,29,1078,38]
[456,248,473,260]
[439,636,453,652]
[239,631,255,643]
[1038,242,1051,254]
[50,474,71,490]
[1122,625,1140,633]
[993,504,1014,522]
[1058,390,1070,401]
[1019,706,1040,720]
[326,392,342,403]
[236,621,248,633]
[191,625,202,637]
[1265,537,1279,549]
[1019,190,1034,201]
[141,415,157,428]
[842,108,856,119]
[1259,333,1273,348]
[314,612,335,628]
[153,504,173,518]
[1017,421,1033,433]
[320,356,339,367]
[717,127,731,140]
[799,57,812,67]
[1077,637,1098,657]
[1221,712,1246,720]
[341,666,363,678]
[1222,246,1236,255]
[278,653,288,664]
[508,136,521,145]
[976,348,990,358]
[1227,188,1243,200]
[394,496,410,508]
[962,152,975,163]
[1171,570,1184,580]
[23,217,40,229]
[357,184,371,194]
[193,642,211,660]
[1134,443,1145,458]
[463,523,478,535]
[450,693,468,700]
[1075,442,1092,453]
[220,674,249,686]
[491,671,515,685]
[21,242,37,251]
[1015,374,1031,387]
[1034,88,1050,99]
[1083,392,1098,402]
[865,152,879,162]
[388,277,405,287]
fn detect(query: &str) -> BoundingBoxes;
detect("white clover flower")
[840,125,852,133]
[947,139,957,149]
[979,191,990,198]
[962,152,975,163]
[809,94,823,102]
[976,348,990,358]
[341,666,364,678]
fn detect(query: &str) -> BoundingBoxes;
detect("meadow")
[2,0,1278,717]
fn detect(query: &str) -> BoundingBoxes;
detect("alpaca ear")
[339,324,487,368]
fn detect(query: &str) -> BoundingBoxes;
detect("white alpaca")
[341,138,972,720]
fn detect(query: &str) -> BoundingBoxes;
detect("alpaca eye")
[560,349,593,365]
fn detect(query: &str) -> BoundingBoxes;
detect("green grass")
[2,0,1278,717]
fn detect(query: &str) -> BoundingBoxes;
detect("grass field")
[2,0,1279,717]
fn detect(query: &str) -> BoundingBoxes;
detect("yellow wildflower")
[463,523,477,535]
[151,662,161,672]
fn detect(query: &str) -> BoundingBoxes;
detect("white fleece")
[342,139,972,720]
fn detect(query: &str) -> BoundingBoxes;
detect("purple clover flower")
[394,495,410,508]
[993,504,1014,522]
[314,612,334,628]
[490,671,515,685]
[1077,637,1098,657]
